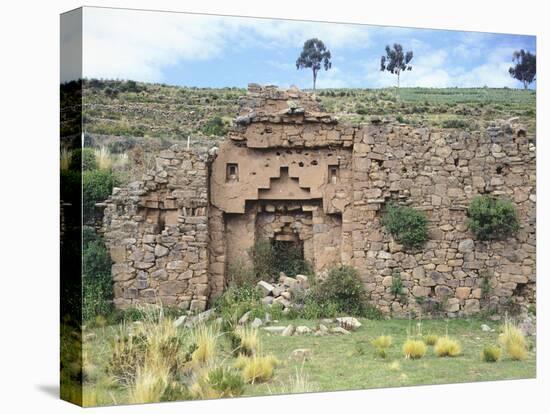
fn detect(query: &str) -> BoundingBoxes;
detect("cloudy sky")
[74,7,536,89]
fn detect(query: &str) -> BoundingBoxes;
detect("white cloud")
[364,43,519,88]
[82,8,371,82]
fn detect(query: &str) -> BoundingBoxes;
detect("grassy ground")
[82,317,535,405]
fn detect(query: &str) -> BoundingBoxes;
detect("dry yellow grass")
[238,355,279,384]
[498,319,528,361]
[434,336,461,357]
[402,339,427,359]
[192,324,218,364]
[236,326,260,356]
[424,334,439,346]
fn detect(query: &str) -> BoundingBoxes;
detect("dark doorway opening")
[271,238,310,276]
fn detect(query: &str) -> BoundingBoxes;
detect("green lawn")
[251,318,535,396]
[82,317,535,405]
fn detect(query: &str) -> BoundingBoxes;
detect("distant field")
[79,80,536,143]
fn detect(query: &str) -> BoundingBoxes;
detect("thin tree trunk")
[313,69,317,91]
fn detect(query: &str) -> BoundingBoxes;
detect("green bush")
[202,116,228,136]
[271,240,312,277]
[70,148,97,171]
[227,258,257,288]
[205,367,245,397]
[381,203,428,250]
[308,265,367,316]
[441,118,469,129]
[82,236,113,321]
[468,196,519,240]
[214,285,262,326]
[83,169,117,222]
[249,239,275,280]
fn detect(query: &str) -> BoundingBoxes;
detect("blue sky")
[77,7,536,89]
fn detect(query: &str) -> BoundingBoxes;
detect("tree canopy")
[296,38,332,90]
[509,49,536,89]
[380,43,413,88]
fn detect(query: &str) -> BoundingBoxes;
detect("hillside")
[81,79,536,143]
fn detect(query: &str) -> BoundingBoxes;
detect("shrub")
[70,148,97,171]
[190,366,245,399]
[441,118,469,129]
[249,239,275,280]
[481,345,501,362]
[499,320,528,361]
[390,272,404,297]
[423,334,439,346]
[402,339,427,359]
[83,169,117,222]
[271,240,312,277]
[214,285,262,326]
[227,258,257,288]
[381,203,428,250]
[301,299,340,319]
[372,335,393,358]
[468,196,520,241]
[202,116,228,136]
[82,236,113,321]
[308,265,367,316]
[434,336,462,357]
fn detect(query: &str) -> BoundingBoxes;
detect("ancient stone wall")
[103,146,212,312]
[104,84,536,317]
[350,120,536,316]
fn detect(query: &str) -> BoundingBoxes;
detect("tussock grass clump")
[424,334,439,346]
[434,336,462,357]
[481,345,501,363]
[235,326,259,356]
[389,360,401,371]
[372,335,393,358]
[402,339,427,359]
[192,325,218,364]
[189,366,245,399]
[269,366,318,394]
[236,355,279,384]
[128,362,170,404]
[499,319,528,361]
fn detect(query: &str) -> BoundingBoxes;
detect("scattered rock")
[261,296,274,306]
[281,324,295,336]
[238,310,251,325]
[173,315,187,328]
[336,317,362,330]
[257,280,275,295]
[262,326,286,334]
[251,318,263,329]
[183,309,214,328]
[480,324,491,332]
[518,316,536,336]
[290,348,312,361]
[330,327,351,335]
[295,326,312,335]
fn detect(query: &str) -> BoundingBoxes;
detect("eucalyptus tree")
[296,38,332,90]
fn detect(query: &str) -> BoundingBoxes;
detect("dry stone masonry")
[103,84,536,316]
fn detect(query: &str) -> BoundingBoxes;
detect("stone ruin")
[102,83,536,316]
